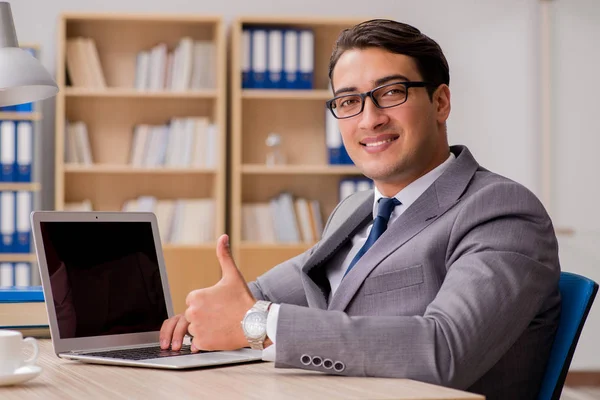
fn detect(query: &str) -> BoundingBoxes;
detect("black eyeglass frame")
[325,81,434,119]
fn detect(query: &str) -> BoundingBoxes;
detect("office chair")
[537,272,598,400]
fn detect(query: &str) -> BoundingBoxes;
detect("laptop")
[30,210,263,369]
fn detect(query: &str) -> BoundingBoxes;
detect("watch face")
[243,311,267,339]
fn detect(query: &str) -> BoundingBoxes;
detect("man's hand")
[159,314,189,350]
[184,234,256,351]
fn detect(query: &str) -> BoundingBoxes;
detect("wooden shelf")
[238,242,315,282]
[241,89,331,100]
[0,183,41,191]
[56,13,227,298]
[64,87,218,99]
[231,17,360,279]
[238,15,365,26]
[241,164,361,175]
[64,164,217,175]
[62,12,223,23]
[0,112,41,121]
[0,254,37,263]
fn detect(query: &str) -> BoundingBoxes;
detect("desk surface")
[1,340,484,399]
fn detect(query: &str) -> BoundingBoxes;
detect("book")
[1,326,51,338]
[0,286,44,303]
[0,301,48,328]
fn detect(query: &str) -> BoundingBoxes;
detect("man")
[160,19,561,399]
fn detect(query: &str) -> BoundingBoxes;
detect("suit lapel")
[328,145,480,311]
[302,193,373,275]
[300,193,373,309]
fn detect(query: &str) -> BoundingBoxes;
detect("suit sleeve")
[248,248,311,307]
[271,182,561,390]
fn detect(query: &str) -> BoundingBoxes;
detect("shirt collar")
[372,152,456,217]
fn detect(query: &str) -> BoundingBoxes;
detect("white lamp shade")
[0,46,58,107]
[0,2,58,107]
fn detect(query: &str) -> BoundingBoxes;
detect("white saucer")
[0,365,42,387]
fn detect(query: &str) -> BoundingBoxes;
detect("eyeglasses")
[326,81,432,119]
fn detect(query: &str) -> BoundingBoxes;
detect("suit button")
[333,361,345,372]
[300,354,312,365]
[323,359,333,369]
[311,356,323,367]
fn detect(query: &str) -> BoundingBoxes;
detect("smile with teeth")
[362,137,397,147]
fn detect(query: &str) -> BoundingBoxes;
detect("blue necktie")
[343,197,401,278]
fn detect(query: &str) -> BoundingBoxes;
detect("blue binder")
[340,145,353,165]
[283,29,299,89]
[0,262,13,286]
[14,191,32,253]
[16,121,32,182]
[266,29,284,89]
[0,285,44,303]
[0,191,15,252]
[14,103,33,113]
[298,29,314,89]
[0,120,16,182]
[241,28,253,89]
[251,28,268,89]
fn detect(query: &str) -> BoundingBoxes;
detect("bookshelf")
[55,13,227,313]
[0,43,43,288]
[229,17,366,281]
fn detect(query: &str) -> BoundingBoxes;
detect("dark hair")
[328,19,449,99]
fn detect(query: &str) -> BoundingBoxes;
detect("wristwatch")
[241,300,272,350]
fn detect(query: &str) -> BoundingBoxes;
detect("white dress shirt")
[261,153,456,361]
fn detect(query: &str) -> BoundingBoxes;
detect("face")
[330,47,451,196]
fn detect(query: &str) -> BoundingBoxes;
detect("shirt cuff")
[261,303,280,362]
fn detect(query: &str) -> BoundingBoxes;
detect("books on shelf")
[339,177,374,202]
[65,118,218,169]
[241,179,372,245]
[134,37,216,91]
[242,192,323,244]
[241,26,314,89]
[64,199,93,212]
[66,196,216,245]
[64,120,93,165]
[0,100,34,112]
[0,301,48,330]
[0,286,48,330]
[0,285,43,300]
[1,263,38,288]
[123,196,216,244]
[129,117,218,168]
[66,37,107,88]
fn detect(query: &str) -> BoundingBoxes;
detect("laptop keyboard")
[82,345,208,360]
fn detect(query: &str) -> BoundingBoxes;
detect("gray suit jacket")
[248,145,561,400]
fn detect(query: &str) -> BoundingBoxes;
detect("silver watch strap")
[254,300,271,313]
[247,300,272,350]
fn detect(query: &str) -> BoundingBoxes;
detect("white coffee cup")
[0,330,39,376]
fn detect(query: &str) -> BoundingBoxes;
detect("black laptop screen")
[40,221,169,339]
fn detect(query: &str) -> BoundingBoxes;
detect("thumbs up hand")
[184,234,256,351]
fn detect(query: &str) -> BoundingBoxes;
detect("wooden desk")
[2,340,484,399]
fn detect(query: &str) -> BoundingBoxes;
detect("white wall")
[10,0,599,369]
[552,0,600,370]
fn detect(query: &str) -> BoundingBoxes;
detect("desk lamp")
[0,2,58,107]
